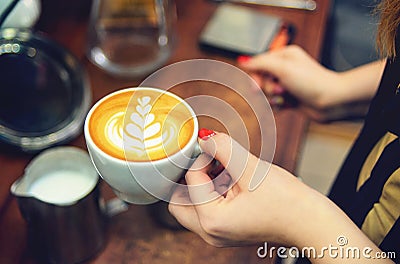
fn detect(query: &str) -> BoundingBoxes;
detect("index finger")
[240,49,286,77]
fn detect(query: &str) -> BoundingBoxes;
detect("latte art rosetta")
[88,89,195,161]
[106,96,178,158]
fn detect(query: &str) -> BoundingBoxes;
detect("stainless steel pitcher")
[11,147,107,264]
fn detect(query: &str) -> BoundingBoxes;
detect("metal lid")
[0,28,91,152]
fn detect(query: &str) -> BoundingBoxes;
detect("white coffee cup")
[84,87,199,204]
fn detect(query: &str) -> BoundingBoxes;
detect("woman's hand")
[240,45,339,108]
[168,132,392,263]
[239,45,385,121]
[169,132,308,246]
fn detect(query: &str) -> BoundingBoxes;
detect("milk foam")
[105,96,177,158]
[89,89,194,161]
[106,111,124,150]
[28,170,96,205]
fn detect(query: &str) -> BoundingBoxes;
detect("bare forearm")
[321,60,386,108]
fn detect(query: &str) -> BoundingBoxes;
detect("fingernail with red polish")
[237,55,251,64]
[198,128,216,140]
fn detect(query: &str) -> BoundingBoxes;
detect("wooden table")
[0,0,330,263]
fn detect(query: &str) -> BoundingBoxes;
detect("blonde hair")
[376,0,400,58]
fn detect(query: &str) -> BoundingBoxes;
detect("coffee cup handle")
[193,140,226,177]
[193,142,202,158]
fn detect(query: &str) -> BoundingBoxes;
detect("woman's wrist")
[309,70,346,109]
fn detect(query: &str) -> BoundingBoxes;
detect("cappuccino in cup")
[88,89,194,161]
[84,87,198,204]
